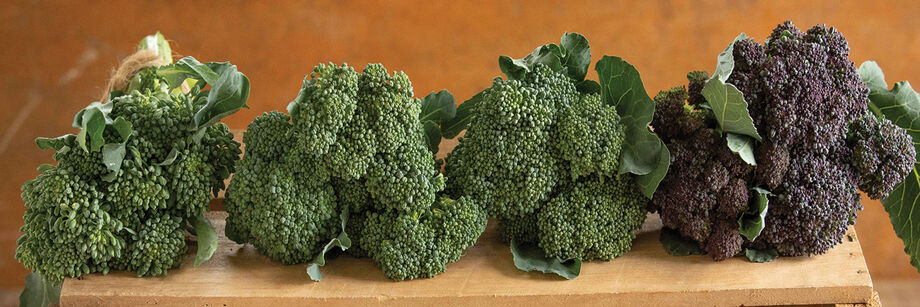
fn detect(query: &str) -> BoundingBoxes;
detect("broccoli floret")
[445,66,567,220]
[652,21,916,260]
[290,63,359,155]
[225,155,338,264]
[226,63,484,281]
[555,93,624,179]
[536,175,646,261]
[16,45,247,286]
[848,114,916,199]
[754,144,861,256]
[16,168,124,284]
[360,197,486,281]
[115,215,187,277]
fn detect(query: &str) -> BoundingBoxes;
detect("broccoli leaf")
[101,143,127,176]
[575,79,601,94]
[559,32,591,81]
[702,78,761,141]
[419,90,457,123]
[712,33,749,82]
[35,135,74,152]
[19,272,60,307]
[659,227,705,256]
[441,90,483,139]
[194,63,250,129]
[744,248,778,263]
[595,55,670,198]
[307,211,352,281]
[858,61,888,91]
[726,133,756,166]
[73,101,114,152]
[422,120,442,154]
[137,32,172,64]
[499,32,590,81]
[739,187,769,241]
[192,214,219,267]
[158,57,221,87]
[419,90,457,153]
[858,60,920,272]
[499,46,562,81]
[510,239,581,279]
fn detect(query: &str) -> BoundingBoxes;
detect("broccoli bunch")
[651,21,916,260]
[225,63,486,281]
[445,33,659,264]
[16,35,248,285]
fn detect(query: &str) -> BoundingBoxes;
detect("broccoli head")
[652,21,916,260]
[16,48,248,286]
[445,34,655,265]
[225,63,484,281]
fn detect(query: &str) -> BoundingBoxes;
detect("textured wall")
[1,0,919,289]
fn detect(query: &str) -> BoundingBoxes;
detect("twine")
[99,49,169,102]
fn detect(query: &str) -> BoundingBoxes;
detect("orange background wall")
[1,0,918,289]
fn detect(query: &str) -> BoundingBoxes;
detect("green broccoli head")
[16,49,247,284]
[226,63,483,281]
[445,56,648,263]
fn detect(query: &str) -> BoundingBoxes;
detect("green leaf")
[19,272,60,307]
[702,78,761,140]
[510,239,580,279]
[559,32,591,81]
[177,57,220,84]
[499,50,560,81]
[74,102,113,152]
[858,61,920,272]
[739,187,769,241]
[712,33,749,82]
[36,135,74,151]
[137,32,172,64]
[101,143,127,178]
[157,147,180,166]
[575,80,601,94]
[499,43,564,81]
[634,144,670,199]
[193,64,250,129]
[419,90,457,123]
[307,211,351,281]
[111,117,133,141]
[422,120,442,154]
[744,248,778,263]
[192,214,218,267]
[858,61,887,91]
[36,164,55,173]
[595,55,670,198]
[441,91,483,139]
[659,227,704,256]
[726,133,756,165]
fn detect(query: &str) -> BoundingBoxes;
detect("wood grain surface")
[3,0,920,291]
[60,212,874,306]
